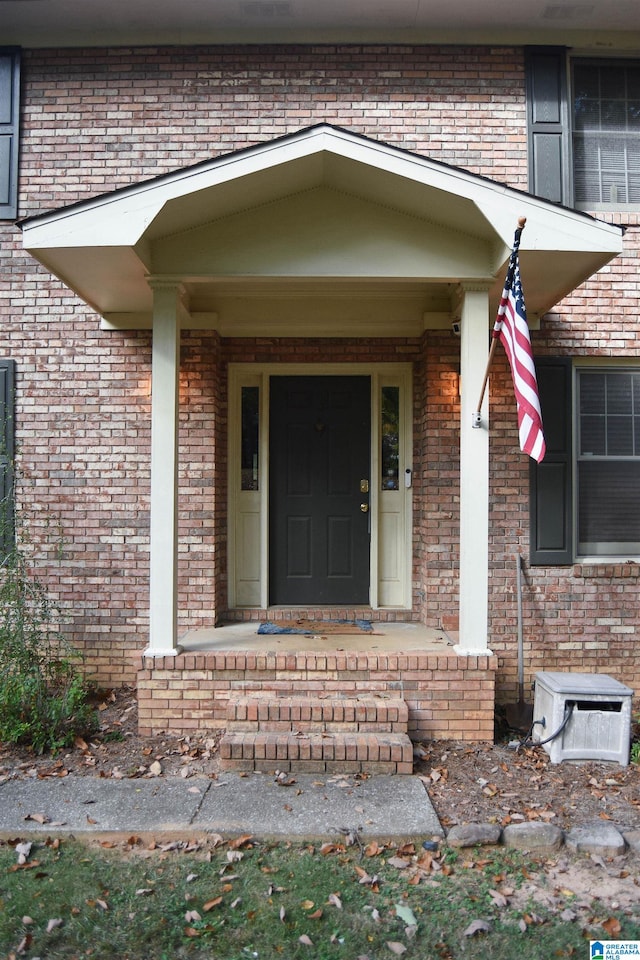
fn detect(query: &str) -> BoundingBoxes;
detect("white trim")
[456,285,492,655]
[147,284,182,656]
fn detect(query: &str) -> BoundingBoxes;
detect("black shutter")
[525,47,571,206]
[0,48,20,220]
[529,358,573,565]
[0,359,15,554]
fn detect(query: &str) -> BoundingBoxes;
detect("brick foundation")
[137,649,498,742]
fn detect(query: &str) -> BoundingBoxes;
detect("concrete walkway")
[0,772,443,842]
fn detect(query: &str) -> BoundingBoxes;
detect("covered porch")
[21,124,622,747]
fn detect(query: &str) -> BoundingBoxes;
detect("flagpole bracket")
[471,411,482,429]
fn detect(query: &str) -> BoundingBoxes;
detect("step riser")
[230,720,407,733]
[227,696,409,728]
[219,730,414,775]
[220,759,413,774]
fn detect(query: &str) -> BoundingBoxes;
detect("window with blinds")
[577,369,640,556]
[572,60,640,207]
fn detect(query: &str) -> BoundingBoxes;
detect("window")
[526,48,640,210]
[240,385,260,491]
[573,61,640,207]
[381,386,399,491]
[577,370,640,555]
[0,49,20,220]
[530,361,640,563]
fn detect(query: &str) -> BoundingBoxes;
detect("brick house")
[2,3,639,766]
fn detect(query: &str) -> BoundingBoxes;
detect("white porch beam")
[146,282,183,656]
[455,284,493,656]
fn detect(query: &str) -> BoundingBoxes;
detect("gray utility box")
[533,672,634,766]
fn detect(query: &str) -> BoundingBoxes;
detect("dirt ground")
[1,687,639,917]
[1,686,638,837]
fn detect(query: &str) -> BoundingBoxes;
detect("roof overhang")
[21,124,623,333]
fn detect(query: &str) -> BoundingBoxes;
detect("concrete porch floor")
[179,620,455,654]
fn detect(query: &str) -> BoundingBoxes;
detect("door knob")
[360,503,369,513]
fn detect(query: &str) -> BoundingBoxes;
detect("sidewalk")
[0,772,444,842]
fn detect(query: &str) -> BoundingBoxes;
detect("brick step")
[219,730,414,775]
[226,696,409,734]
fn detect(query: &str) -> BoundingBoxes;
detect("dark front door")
[269,376,371,605]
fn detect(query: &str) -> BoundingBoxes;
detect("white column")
[454,284,493,656]
[146,283,182,656]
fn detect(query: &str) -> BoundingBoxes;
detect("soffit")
[3,0,640,49]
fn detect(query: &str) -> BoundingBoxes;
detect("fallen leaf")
[328,893,342,909]
[396,843,415,856]
[387,857,410,870]
[46,918,64,933]
[602,917,622,937]
[149,760,162,776]
[185,910,201,923]
[489,889,509,908]
[299,934,314,946]
[184,926,200,938]
[135,888,154,897]
[24,813,49,825]
[15,842,32,865]
[308,908,323,919]
[229,834,253,850]
[395,903,418,927]
[364,841,382,857]
[203,897,223,912]
[463,919,491,937]
[320,843,341,856]
[15,933,32,954]
[301,900,315,910]
[386,942,407,955]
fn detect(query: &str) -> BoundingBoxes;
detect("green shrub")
[0,544,97,754]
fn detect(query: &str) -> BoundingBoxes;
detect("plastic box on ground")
[532,671,634,766]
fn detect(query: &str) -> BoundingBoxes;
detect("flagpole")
[472,216,526,429]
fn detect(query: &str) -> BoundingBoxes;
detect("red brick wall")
[1,43,639,706]
[489,214,640,703]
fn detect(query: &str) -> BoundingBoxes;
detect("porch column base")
[453,643,494,657]
[143,644,184,658]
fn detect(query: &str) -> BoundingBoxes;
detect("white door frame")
[228,362,413,610]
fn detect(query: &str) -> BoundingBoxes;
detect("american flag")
[493,227,546,463]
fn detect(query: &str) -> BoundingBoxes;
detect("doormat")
[257,618,374,635]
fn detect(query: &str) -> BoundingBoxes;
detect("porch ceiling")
[21,124,623,331]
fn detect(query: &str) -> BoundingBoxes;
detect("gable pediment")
[151,186,492,281]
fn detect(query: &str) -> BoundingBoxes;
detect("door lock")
[360,503,369,513]
[360,479,369,493]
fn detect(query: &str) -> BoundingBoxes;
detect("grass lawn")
[1,835,638,959]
